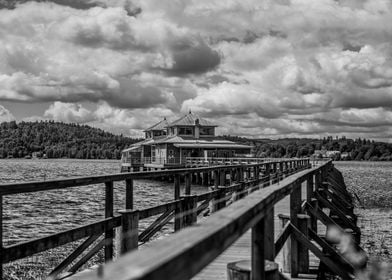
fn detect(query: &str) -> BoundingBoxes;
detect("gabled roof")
[167,112,217,127]
[144,118,169,132]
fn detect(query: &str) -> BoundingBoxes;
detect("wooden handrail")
[0,159,308,195]
[0,158,313,279]
[69,161,329,280]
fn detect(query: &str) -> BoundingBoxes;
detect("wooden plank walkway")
[193,189,319,280]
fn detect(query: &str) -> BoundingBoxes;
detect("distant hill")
[0,121,141,159]
[220,135,392,161]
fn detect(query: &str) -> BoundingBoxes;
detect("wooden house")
[121,112,252,171]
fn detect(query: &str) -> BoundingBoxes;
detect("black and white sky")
[0,0,392,141]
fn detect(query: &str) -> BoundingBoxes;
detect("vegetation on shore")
[1,120,391,161]
[222,135,392,161]
[0,121,140,160]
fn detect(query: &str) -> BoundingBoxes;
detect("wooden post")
[212,186,227,212]
[174,174,180,200]
[105,181,114,262]
[0,195,3,280]
[185,173,191,195]
[309,198,318,234]
[290,181,301,277]
[251,207,276,280]
[297,214,310,274]
[174,198,184,231]
[306,174,314,202]
[125,179,133,210]
[220,169,226,186]
[251,217,265,280]
[119,210,139,254]
[265,163,271,186]
[264,207,275,261]
[182,195,197,226]
[278,214,291,273]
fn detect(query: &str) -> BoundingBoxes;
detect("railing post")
[278,214,291,273]
[297,214,310,274]
[220,169,226,186]
[251,217,265,280]
[185,172,191,195]
[251,207,276,280]
[306,174,314,202]
[125,179,133,210]
[264,163,270,187]
[214,170,219,189]
[309,198,318,233]
[119,210,139,254]
[182,195,197,226]
[0,195,3,280]
[105,181,114,262]
[290,181,301,277]
[174,174,181,200]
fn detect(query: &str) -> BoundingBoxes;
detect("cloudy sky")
[0,0,392,141]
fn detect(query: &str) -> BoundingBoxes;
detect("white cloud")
[0,104,15,122]
[2,0,392,140]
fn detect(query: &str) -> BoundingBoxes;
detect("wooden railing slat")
[2,216,121,263]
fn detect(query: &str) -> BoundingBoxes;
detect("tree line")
[221,135,392,161]
[0,121,140,160]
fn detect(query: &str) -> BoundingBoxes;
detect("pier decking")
[0,158,362,280]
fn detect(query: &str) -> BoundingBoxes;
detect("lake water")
[1,159,391,278]
[0,159,207,245]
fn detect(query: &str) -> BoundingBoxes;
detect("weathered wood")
[69,238,107,274]
[49,234,101,277]
[1,162,298,196]
[2,216,121,263]
[264,207,274,261]
[290,224,352,280]
[181,195,198,227]
[0,195,3,279]
[125,179,133,210]
[306,175,313,202]
[185,173,191,195]
[274,220,292,256]
[105,181,114,262]
[297,214,310,274]
[308,229,353,273]
[69,164,323,280]
[120,210,139,254]
[315,192,359,233]
[290,181,301,277]
[278,214,291,273]
[174,174,180,200]
[139,209,174,243]
[251,216,265,280]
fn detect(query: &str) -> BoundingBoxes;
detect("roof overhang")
[173,143,251,149]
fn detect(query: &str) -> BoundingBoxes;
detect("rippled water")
[0,159,206,245]
[335,161,392,266]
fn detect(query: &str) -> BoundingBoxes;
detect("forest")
[0,121,140,159]
[0,121,391,160]
[221,135,392,161]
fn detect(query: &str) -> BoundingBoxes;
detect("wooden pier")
[0,158,363,280]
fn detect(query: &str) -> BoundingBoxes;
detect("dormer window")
[179,127,193,136]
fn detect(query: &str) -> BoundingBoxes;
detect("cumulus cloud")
[2,0,392,141]
[44,102,95,123]
[0,104,15,122]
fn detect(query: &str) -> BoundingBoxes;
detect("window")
[179,127,193,135]
[200,127,214,136]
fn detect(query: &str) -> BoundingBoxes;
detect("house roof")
[144,118,169,132]
[167,112,217,127]
[139,135,252,149]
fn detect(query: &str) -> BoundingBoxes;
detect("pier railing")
[69,159,362,280]
[0,158,310,279]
